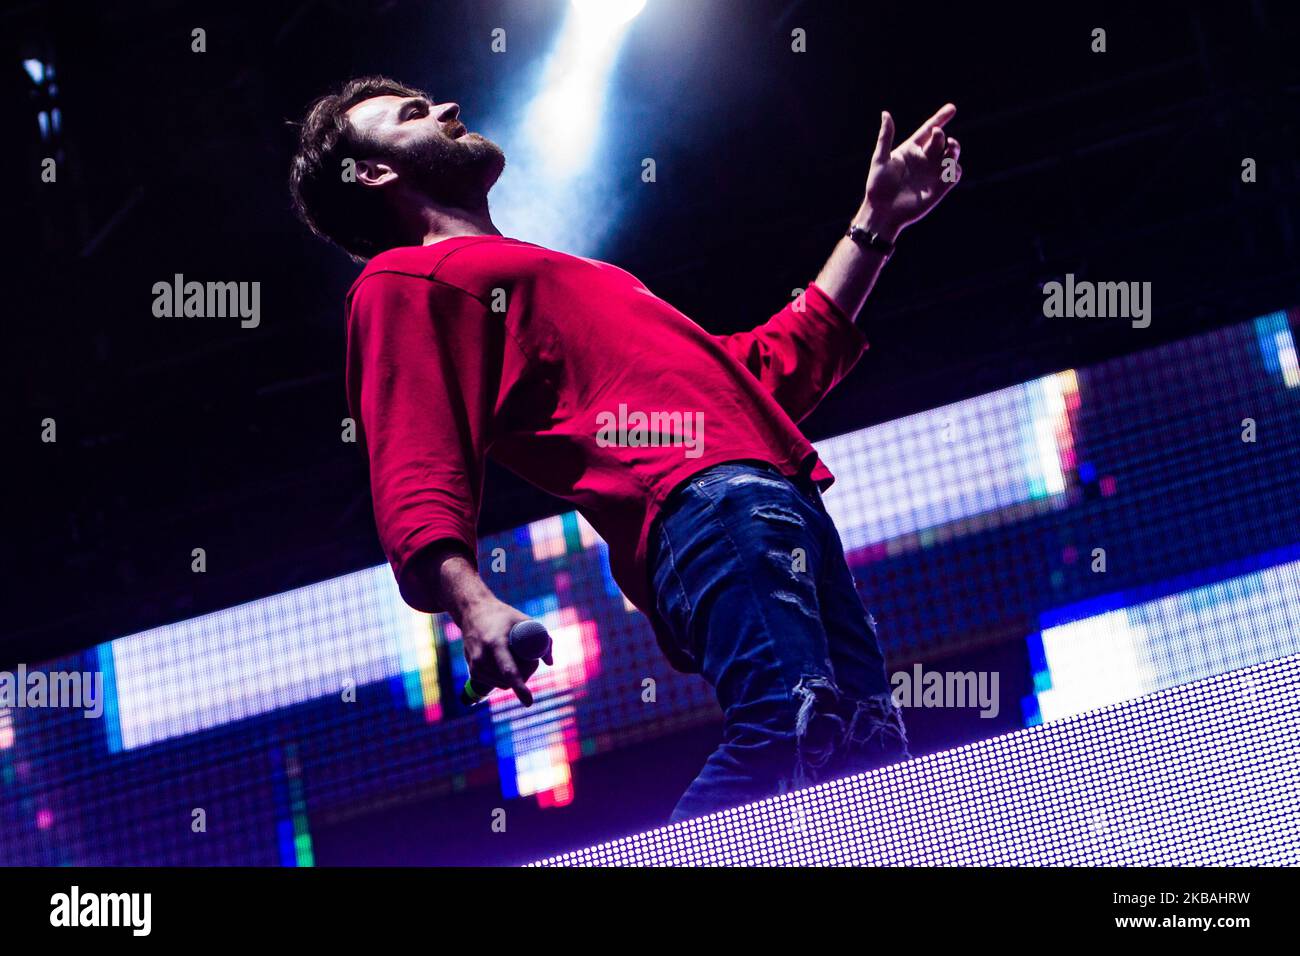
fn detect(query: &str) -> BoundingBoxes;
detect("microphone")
[460,619,553,707]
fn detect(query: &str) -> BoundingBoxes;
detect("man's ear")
[355,159,397,188]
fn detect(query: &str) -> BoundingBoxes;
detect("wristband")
[845,223,895,257]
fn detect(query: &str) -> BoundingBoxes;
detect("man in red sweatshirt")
[290,76,961,821]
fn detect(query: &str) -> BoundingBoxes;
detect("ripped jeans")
[649,460,909,822]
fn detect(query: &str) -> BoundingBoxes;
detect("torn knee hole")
[844,694,909,751]
[792,677,844,784]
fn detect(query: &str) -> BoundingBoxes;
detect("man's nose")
[435,102,461,123]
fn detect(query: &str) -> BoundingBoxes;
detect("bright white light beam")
[486,0,646,253]
[518,0,646,178]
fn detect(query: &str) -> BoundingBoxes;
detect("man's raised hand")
[860,103,962,238]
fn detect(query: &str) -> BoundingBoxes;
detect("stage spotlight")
[523,1,645,177]
[488,0,647,253]
[570,0,646,29]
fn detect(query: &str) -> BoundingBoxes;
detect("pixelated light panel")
[89,509,709,807]
[101,565,435,751]
[3,307,1299,865]
[533,653,1300,866]
[819,308,1300,660]
[1027,543,1300,723]
[817,368,1083,560]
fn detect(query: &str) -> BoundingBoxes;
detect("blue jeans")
[648,460,909,822]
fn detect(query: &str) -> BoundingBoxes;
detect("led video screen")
[2,308,1297,864]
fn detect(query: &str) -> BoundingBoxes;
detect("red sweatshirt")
[344,236,869,672]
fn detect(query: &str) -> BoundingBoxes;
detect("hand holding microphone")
[460,618,554,708]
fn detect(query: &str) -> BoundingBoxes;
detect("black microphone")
[460,619,553,706]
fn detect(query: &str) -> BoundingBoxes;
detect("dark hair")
[289,76,428,263]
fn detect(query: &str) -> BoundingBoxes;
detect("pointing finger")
[906,102,957,146]
[493,641,533,707]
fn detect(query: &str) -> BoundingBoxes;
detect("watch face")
[848,227,891,253]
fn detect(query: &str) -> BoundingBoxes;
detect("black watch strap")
[845,224,895,257]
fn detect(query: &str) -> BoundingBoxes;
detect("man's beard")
[395,132,506,210]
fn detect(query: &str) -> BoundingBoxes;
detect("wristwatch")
[845,223,895,257]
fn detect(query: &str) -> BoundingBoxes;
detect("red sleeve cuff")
[392,528,479,615]
[806,282,869,353]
